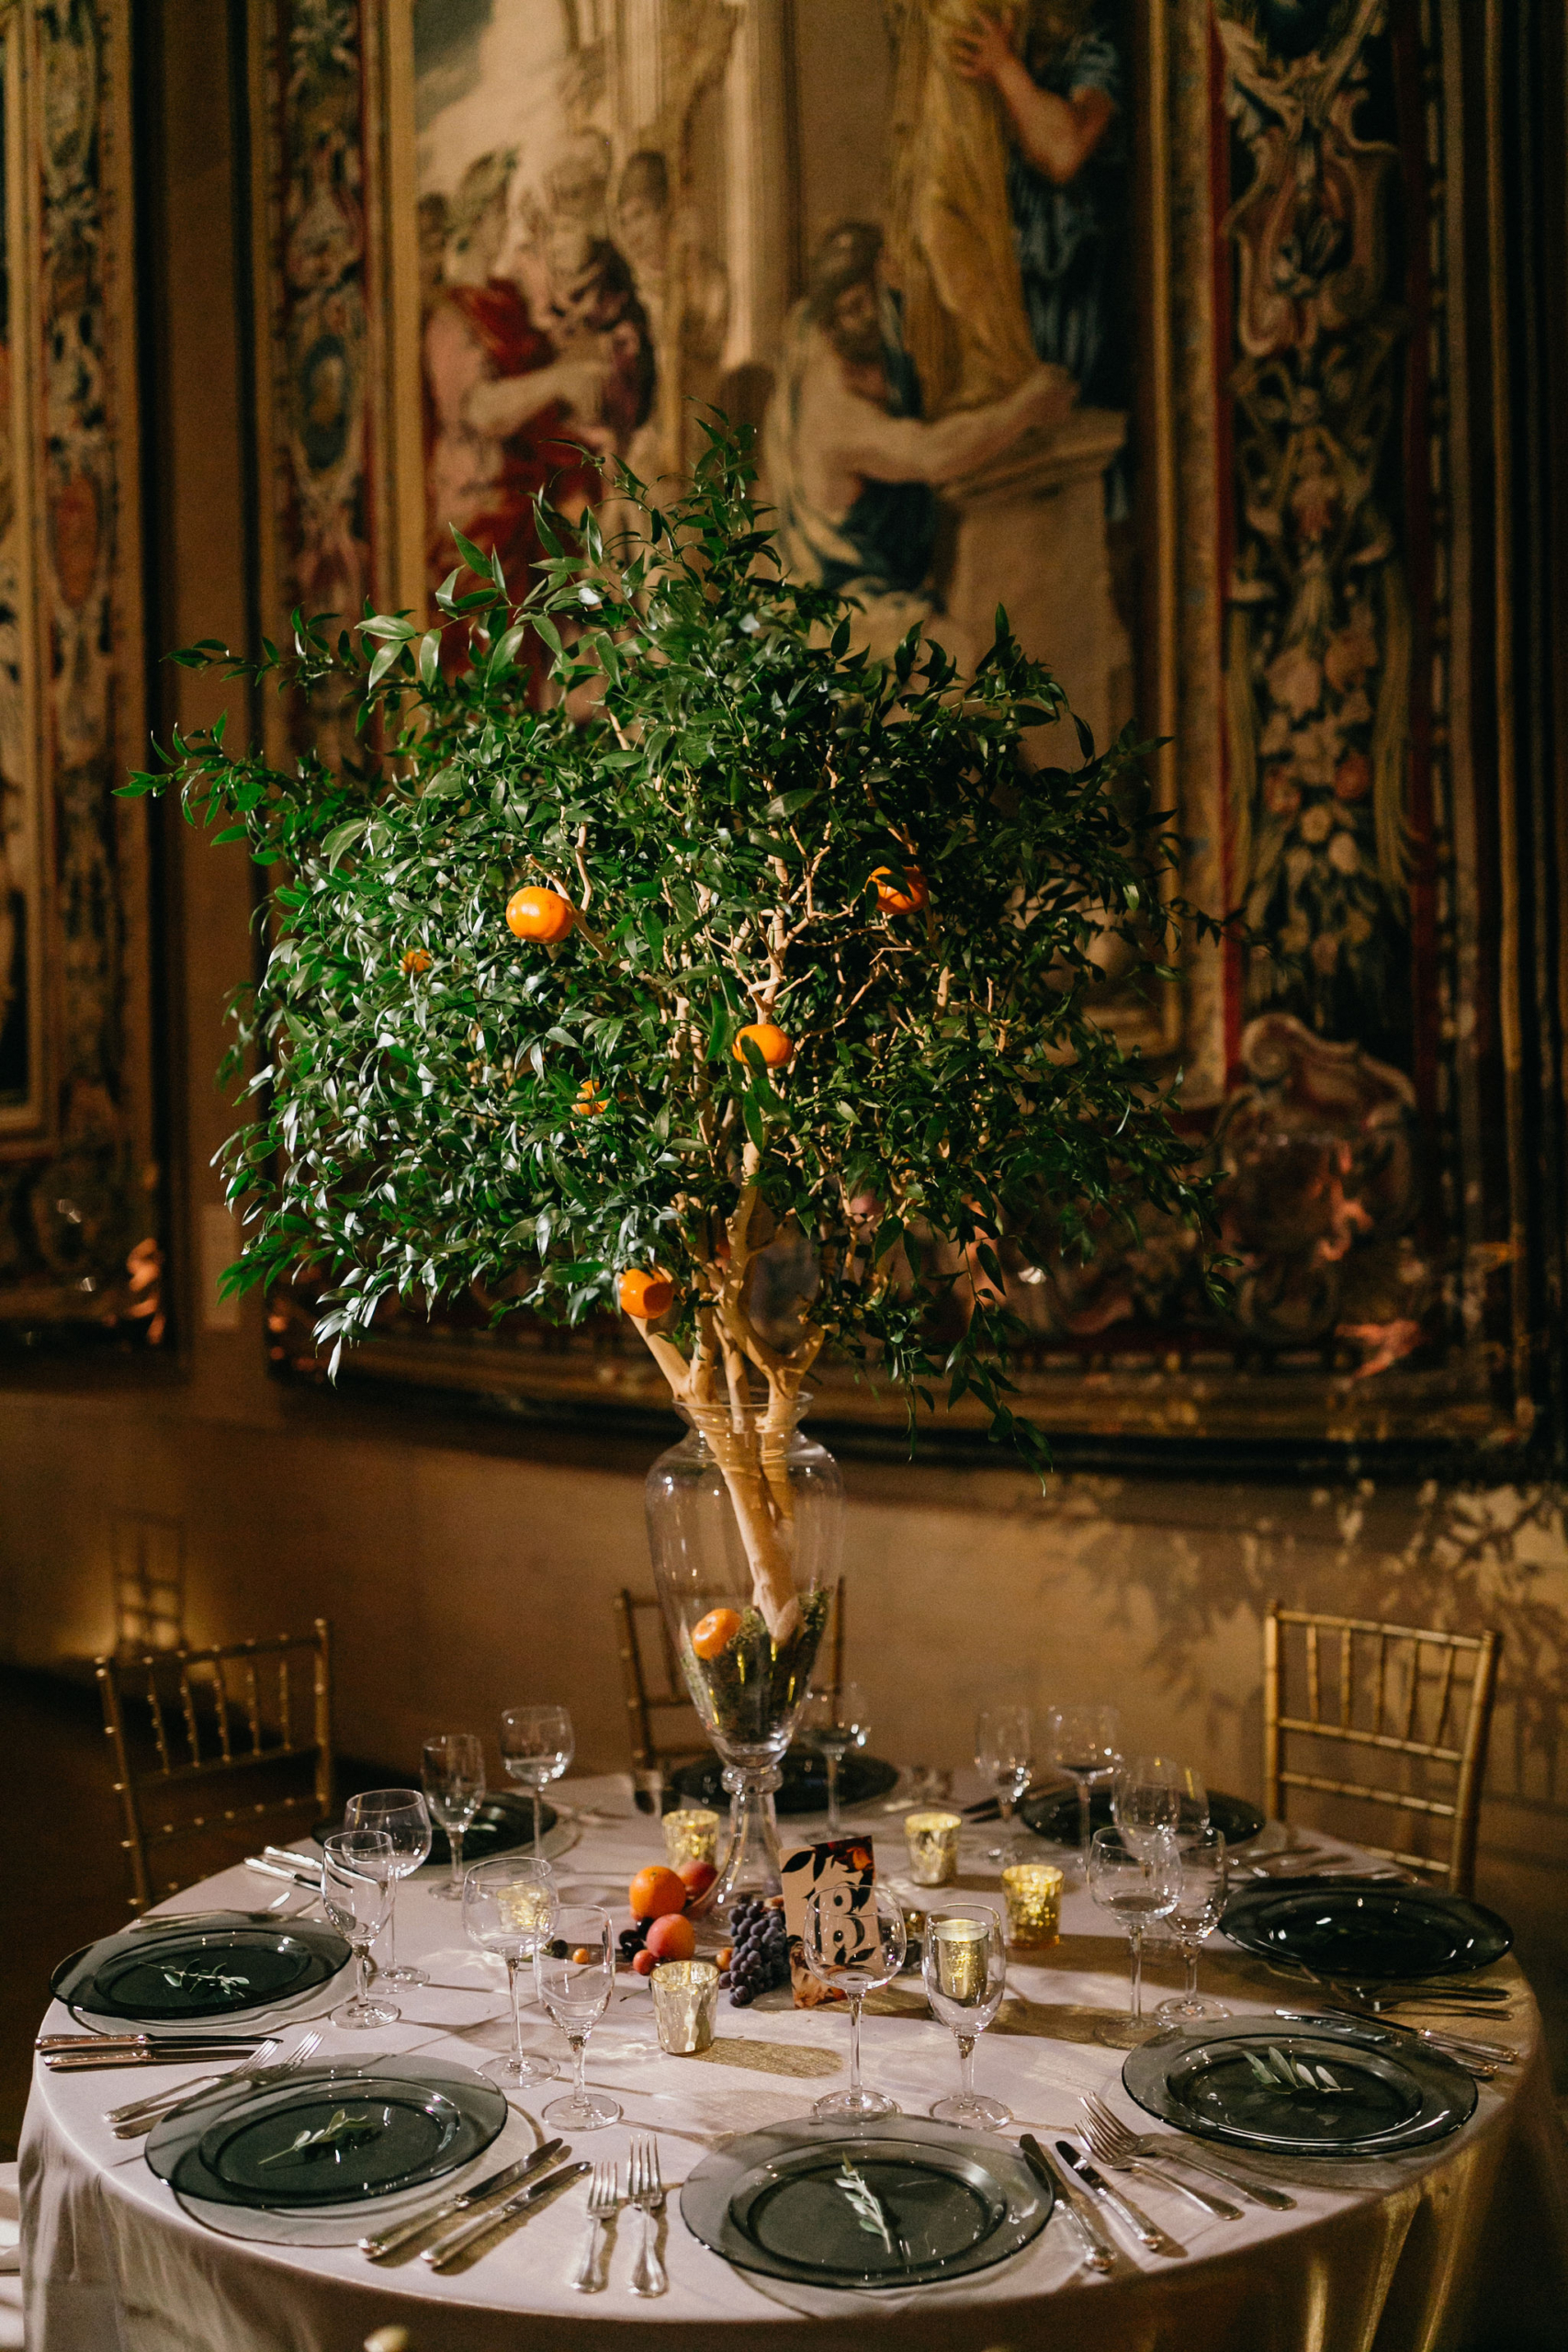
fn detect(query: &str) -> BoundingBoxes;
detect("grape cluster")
[719,1897,790,2007]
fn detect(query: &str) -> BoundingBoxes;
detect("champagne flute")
[1156,1826,1231,2026]
[1045,1703,1122,1871]
[802,1884,908,2120]
[463,1856,559,2086]
[1088,1826,1180,2020]
[320,1830,399,2029]
[536,1905,621,2130]
[922,1905,1010,2127]
[344,1788,433,1985]
[798,1683,872,1834]
[976,1703,1034,1863]
[499,1705,575,1856]
[422,1733,486,1902]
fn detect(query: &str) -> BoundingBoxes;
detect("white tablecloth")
[20,1778,1568,2351]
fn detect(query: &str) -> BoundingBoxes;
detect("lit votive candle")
[904,1809,963,1887]
[1000,1862,1064,1950]
[662,1807,721,1868]
[650,1960,721,2055]
[930,1913,990,2002]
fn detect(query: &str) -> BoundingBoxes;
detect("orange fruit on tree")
[573,1079,609,1117]
[691,1606,742,1660]
[871,865,928,913]
[733,1022,793,1069]
[506,885,576,943]
[619,1268,674,1318]
[628,1864,688,1920]
[400,946,432,976]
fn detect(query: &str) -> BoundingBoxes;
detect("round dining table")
[20,1773,1568,2352]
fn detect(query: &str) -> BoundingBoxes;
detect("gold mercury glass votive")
[1000,1862,1064,1950]
[903,1809,964,1887]
[930,1914,991,2001]
[662,1807,721,1867]
[650,1960,721,2055]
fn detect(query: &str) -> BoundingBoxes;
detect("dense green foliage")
[126,427,1221,1462]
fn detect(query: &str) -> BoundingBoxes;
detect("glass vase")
[645,1397,842,1934]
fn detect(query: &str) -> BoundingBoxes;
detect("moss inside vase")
[680,1589,830,1751]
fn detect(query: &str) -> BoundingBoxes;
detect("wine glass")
[344,1788,433,1985]
[1045,1703,1122,1871]
[922,1905,1010,2128]
[802,1883,908,2120]
[798,1683,871,1835]
[1156,1826,1231,2026]
[422,1733,486,1902]
[499,1705,575,1856]
[320,1830,399,2029]
[536,1905,622,2130]
[1112,1754,1206,1858]
[976,1703,1034,1863]
[1088,1826,1180,2020]
[463,1856,560,2086]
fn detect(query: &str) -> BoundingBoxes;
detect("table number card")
[781,1838,878,2007]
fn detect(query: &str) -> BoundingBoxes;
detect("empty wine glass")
[422,1733,486,1902]
[536,1905,621,2130]
[1045,1703,1122,1871]
[922,1905,1010,2128]
[321,1830,399,2029]
[499,1705,575,1856]
[463,1856,559,2086]
[976,1703,1034,1863]
[798,1683,871,1834]
[344,1788,433,1985]
[1088,1826,1180,2020]
[1156,1826,1231,2026]
[802,1883,908,2120]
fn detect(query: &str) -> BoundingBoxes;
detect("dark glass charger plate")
[146,2055,507,2211]
[1020,1784,1265,1848]
[671,1748,900,1817]
[681,2116,1051,2290]
[1122,2020,1476,2156]
[310,1791,556,1866]
[1220,1883,1512,1979]
[51,1914,350,2027]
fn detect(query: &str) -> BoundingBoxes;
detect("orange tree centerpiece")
[129,427,1219,1912]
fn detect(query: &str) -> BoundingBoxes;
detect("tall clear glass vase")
[645,1398,842,1938]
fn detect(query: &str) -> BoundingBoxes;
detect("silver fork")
[1081,2095,1296,2211]
[108,2028,321,2134]
[570,2161,620,2293]
[1078,2098,1242,2220]
[626,2134,667,2297]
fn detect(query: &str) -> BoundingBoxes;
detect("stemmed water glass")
[422,1733,486,1902]
[922,1905,1010,2128]
[536,1905,622,2130]
[320,1830,399,2029]
[802,1884,908,2120]
[1156,1826,1231,2026]
[344,1788,433,1986]
[463,1856,560,2086]
[1045,1703,1122,1871]
[499,1705,575,1857]
[798,1683,871,1835]
[976,1704,1034,1863]
[1088,1826,1180,2020]
[1112,1754,1207,1858]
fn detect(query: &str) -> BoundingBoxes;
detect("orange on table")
[573,1079,610,1117]
[618,1268,673,1318]
[733,1022,793,1069]
[506,885,576,943]
[691,1606,741,1660]
[628,1864,688,1920]
[871,865,928,913]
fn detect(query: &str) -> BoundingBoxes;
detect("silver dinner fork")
[626,2134,667,2297]
[1079,2095,1297,2211]
[570,2161,620,2293]
[108,2028,322,2135]
[1078,2098,1241,2219]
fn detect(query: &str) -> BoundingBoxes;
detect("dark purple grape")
[730,1984,754,2007]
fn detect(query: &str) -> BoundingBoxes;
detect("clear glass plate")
[1219,1885,1512,1978]
[51,1915,350,2030]
[1123,2022,1477,2156]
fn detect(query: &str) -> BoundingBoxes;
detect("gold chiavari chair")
[1263,1602,1501,1897]
[615,1576,847,1774]
[96,1621,334,1912]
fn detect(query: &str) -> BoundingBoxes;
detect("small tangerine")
[871,865,928,914]
[692,1606,742,1661]
[733,1022,793,1069]
[506,885,576,943]
[573,1080,610,1118]
[400,947,432,976]
[618,1268,674,1319]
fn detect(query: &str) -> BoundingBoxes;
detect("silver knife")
[38,2033,272,2052]
[1055,2141,1185,2258]
[1017,2134,1115,2273]
[423,2161,591,2270]
[360,2139,567,2259]
[45,2043,264,2071]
